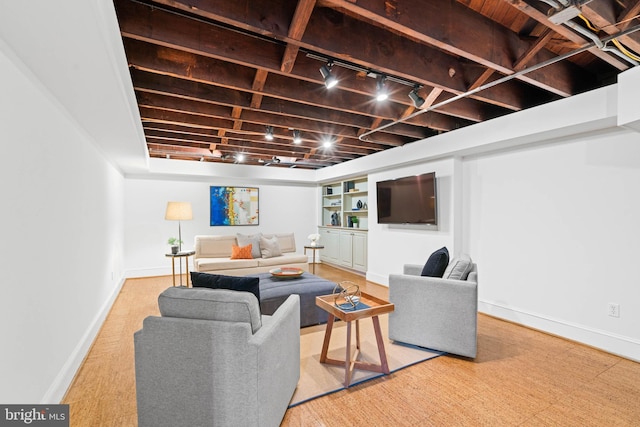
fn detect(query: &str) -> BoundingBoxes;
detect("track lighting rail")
[359,24,640,142]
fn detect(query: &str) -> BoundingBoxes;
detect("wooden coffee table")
[315,292,395,388]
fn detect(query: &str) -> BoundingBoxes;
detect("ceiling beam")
[280,0,316,73]
[114,0,540,111]
[582,0,640,54]
[123,37,496,124]
[130,68,437,140]
[135,94,414,147]
[317,0,587,97]
[505,0,630,71]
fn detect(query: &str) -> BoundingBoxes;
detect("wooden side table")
[165,250,195,287]
[304,245,324,274]
[315,292,395,387]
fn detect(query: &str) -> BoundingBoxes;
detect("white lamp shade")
[165,202,193,221]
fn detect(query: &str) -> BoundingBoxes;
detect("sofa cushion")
[444,254,473,280]
[262,233,296,253]
[196,258,259,271]
[257,253,309,267]
[237,233,262,259]
[231,244,253,259]
[195,235,237,258]
[421,247,449,277]
[158,286,262,333]
[260,236,282,258]
[191,271,261,302]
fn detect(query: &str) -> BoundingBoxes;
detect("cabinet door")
[352,233,367,271]
[321,229,339,264]
[339,231,354,267]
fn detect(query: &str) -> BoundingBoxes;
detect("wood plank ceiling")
[113,0,640,169]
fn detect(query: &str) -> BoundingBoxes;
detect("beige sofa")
[193,233,309,276]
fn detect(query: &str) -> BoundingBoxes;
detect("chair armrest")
[403,264,424,276]
[250,294,300,426]
[250,294,300,347]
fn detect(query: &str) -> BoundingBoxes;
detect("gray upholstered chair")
[134,286,300,427]
[388,259,478,358]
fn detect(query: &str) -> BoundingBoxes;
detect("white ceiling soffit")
[0,0,149,174]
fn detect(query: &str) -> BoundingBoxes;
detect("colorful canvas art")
[210,186,259,226]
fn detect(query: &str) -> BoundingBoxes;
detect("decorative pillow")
[190,271,260,302]
[158,286,262,333]
[260,235,282,258]
[444,254,473,280]
[230,244,253,259]
[237,233,262,259]
[421,246,449,277]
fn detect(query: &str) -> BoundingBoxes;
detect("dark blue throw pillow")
[190,272,260,302]
[421,247,449,277]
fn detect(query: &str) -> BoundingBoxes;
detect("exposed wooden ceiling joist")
[112,0,638,168]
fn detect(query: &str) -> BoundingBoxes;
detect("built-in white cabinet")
[321,228,340,264]
[318,228,367,273]
[351,231,367,271]
[318,176,368,273]
[339,232,353,268]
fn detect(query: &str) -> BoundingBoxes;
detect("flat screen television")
[376,172,437,225]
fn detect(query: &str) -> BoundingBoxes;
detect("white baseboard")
[479,301,640,362]
[366,271,388,287]
[42,277,126,403]
[125,266,172,278]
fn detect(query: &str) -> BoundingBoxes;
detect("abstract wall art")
[209,186,259,226]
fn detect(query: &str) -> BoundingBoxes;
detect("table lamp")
[165,201,193,253]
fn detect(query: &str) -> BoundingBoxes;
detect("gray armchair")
[388,262,478,358]
[134,286,300,427]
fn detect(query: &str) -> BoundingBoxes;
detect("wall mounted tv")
[376,172,437,225]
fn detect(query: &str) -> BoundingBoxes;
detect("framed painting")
[210,186,259,226]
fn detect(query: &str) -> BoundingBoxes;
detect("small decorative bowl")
[269,267,304,279]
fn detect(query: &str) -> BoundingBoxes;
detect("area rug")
[289,314,443,407]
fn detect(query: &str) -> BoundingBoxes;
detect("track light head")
[375,75,388,101]
[319,62,338,89]
[236,153,245,163]
[272,156,281,164]
[292,130,302,144]
[322,136,334,149]
[408,86,425,108]
[265,126,274,141]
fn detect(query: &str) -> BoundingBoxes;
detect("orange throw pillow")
[231,244,253,259]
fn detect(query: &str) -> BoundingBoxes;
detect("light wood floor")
[63,265,640,426]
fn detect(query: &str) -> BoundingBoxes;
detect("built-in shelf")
[320,176,368,230]
[318,177,368,272]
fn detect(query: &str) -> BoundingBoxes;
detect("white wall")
[463,129,640,360]
[124,179,317,277]
[366,159,458,284]
[0,44,125,403]
[618,66,640,132]
[357,77,640,361]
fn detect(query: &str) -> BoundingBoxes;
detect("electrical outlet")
[608,303,620,318]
